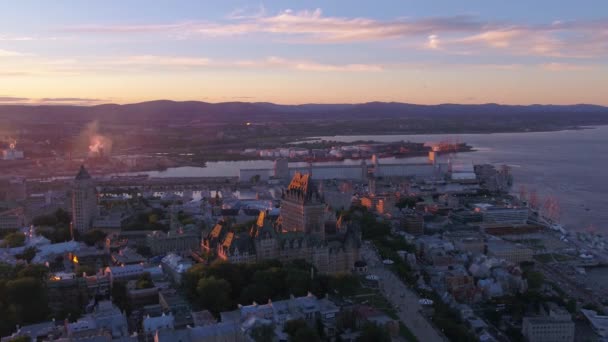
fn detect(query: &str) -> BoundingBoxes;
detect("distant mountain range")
[1,100,607,124]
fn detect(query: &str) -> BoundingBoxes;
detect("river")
[128,126,608,232]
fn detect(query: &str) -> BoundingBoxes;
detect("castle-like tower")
[280,172,325,240]
[203,173,361,274]
[71,165,98,234]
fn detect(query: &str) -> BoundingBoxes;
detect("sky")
[1,0,608,105]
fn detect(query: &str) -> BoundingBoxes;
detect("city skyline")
[1,1,608,105]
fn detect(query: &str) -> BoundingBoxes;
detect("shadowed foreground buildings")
[522,303,575,342]
[146,292,341,342]
[203,172,361,274]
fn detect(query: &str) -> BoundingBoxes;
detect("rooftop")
[581,309,608,336]
[75,165,92,181]
[105,264,144,276]
[284,172,321,203]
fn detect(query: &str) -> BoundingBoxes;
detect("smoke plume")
[80,120,112,157]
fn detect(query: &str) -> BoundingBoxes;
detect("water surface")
[129,126,608,231]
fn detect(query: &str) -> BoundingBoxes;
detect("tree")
[524,270,544,290]
[195,276,232,314]
[284,319,320,342]
[136,273,153,289]
[36,225,71,243]
[7,336,30,342]
[505,327,524,342]
[293,326,321,342]
[5,277,49,324]
[566,299,577,313]
[54,208,71,225]
[31,209,73,244]
[285,269,311,297]
[252,267,285,293]
[206,262,250,298]
[250,324,275,342]
[0,264,50,336]
[15,247,37,263]
[483,308,501,325]
[183,263,209,299]
[32,208,70,228]
[356,323,390,342]
[2,232,25,248]
[329,273,360,297]
[75,265,96,277]
[250,174,261,184]
[240,283,273,305]
[284,319,308,336]
[32,214,58,227]
[136,245,152,257]
[396,196,420,210]
[16,264,48,280]
[582,303,604,314]
[111,282,130,314]
[82,229,107,246]
[354,210,391,240]
[337,309,357,331]
[311,274,331,298]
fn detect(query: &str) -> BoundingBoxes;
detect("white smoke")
[81,120,112,157]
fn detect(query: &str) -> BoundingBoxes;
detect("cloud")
[540,62,593,71]
[227,4,267,19]
[451,21,608,58]
[0,71,31,76]
[0,63,84,77]
[459,29,524,48]
[64,10,484,42]
[238,56,383,72]
[0,35,34,41]
[223,96,255,100]
[0,96,29,102]
[451,28,571,57]
[294,62,382,72]
[94,55,383,72]
[426,34,440,49]
[110,55,211,67]
[0,96,108,105]
[2,53,382,74]
[473,64,524,70]
[242,56,384,72]
[62,9,608,58]
[251,10,483,42]
[0,49,30,57]
[40,97,105,103]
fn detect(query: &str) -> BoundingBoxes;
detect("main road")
[361,242,446,342]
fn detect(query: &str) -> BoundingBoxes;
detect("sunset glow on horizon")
[1,1,608,106]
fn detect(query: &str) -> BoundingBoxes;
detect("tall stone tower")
[280,172,325,240]
[71,165,98,234]
[367,172,376,196]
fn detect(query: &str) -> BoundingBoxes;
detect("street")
[362,243,446,342]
